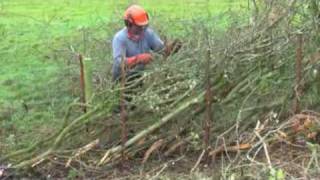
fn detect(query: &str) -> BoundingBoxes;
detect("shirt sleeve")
[147,29,165,52]
[112,35,126,80]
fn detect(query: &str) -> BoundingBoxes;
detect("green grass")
[0,0,247,152]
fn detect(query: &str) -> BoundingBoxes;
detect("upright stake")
[203,0,213,156]
[204,48,212,151]
[78,54,93,132]
[83,57,93,108]
[293,33,303,114]
[120,51,128,161]
[78,54,86,113]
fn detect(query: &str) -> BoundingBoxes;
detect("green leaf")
[276,169,285,180]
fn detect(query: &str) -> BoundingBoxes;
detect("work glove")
[136,53,153,64]
[127,53,153,68]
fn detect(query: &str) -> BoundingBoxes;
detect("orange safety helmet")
[124,5,149,26]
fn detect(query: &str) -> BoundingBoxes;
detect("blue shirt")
[112,27,164,80]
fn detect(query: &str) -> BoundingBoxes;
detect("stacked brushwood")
[2,0,320,178]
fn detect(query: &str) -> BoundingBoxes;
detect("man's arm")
[147,28,165,52]
[147,29,182,58]
[112,35,125,80]
[163,39,182,58]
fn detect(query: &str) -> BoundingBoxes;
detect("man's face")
[129,24,148,36]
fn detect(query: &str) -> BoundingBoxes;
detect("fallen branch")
[12,102,110,169]
[142,139,165,164]
[164,136,192,157]
[98,91,204,165]
[65,139,99,167]
[209,143,252,159]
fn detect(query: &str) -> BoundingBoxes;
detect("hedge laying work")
[1,0,320,179]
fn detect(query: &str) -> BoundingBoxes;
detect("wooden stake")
[120,51,128,162]
[78,54,86,113]
[204,48,212,151]
[83,57,93,107]
[293,33,303,114]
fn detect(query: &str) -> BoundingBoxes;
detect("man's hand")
[127,53,153,68]
[136,53,153,64]
[164,39,182,58]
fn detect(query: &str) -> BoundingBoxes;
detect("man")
[112,4,165,82]
[111,5,181,110]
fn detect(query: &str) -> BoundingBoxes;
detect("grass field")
[0,0,247,151]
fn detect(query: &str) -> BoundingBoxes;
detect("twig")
[150,163,168,180]
[145,156,185,179]
[254,126,272,170]
[190,149,206,173]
